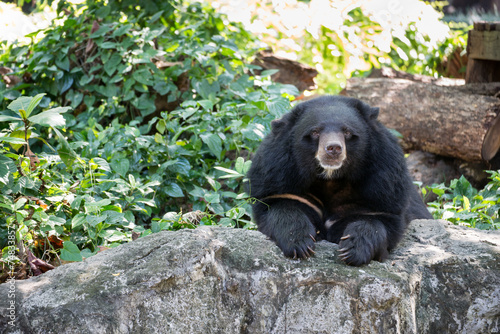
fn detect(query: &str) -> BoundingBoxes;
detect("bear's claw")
[337,221,388,266]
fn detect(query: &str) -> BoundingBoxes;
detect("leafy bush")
[426,172,500,230]
[0,0,297,271]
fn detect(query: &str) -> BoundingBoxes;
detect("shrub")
[426,173,500,230]
[0,0,297,270]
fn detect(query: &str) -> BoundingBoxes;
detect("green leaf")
[200,133,222,159]
[241,123,265,141]
[25,93,46,118]
[194,78,220,100]
[111,158,130,177]
[28,107,70,128]
[132,69,153,86]
[90,25,112,38]
[204,192,220,204]
[0,154,16,185]
[463,196,470,210]
[71,213,86,229]
[112,24,132,37]
[198,99,214,111]
[14,197,27,210]
[266,99,290,117]
[214,166,242,179]
[0,136,25,144]
[148,10,164,24]
[260,69,279,77]
[80,74,93,85]
[85,199,112,210]
[104,53,122,76]
[206,176,220,191]
[95,5,111,18]
[52,127,82,167]
[0,115,23,122]
[58,76,74,94]
[5,130,27,151]
[164,182,184,198]
[128,174,136,188]
[156,119,166,134]
[60,241,83,262]
[243,160,252,174]
[7,97,32,115]
[56,56,70,71]
[99,229,126,242]
[80,248,97,259]
[214,166,240,175]
[17,176,37,189]
[279,84,299,96]
[48,216,66,225]
[68,90,84,109]
[164,158,191,175]
[100,41,117,49]
[389,128,403,139]
[235,157,245,173]
[92,157,111,172]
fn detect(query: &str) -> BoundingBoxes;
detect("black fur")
[247,95,432,266]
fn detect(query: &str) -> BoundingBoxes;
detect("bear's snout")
[316,131,346,176]
[325,143,343,158]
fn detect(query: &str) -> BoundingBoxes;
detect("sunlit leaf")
[0,136,25,144]
[0,115,23,122]
[7,97,32,115]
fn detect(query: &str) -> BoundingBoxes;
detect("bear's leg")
[252,200,318,259]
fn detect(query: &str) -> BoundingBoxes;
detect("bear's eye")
[343,129,353,140]
[310,129,320,139]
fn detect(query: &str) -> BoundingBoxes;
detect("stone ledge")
[1,220,499,334]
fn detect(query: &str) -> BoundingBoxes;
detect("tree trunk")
[341,78,500,162]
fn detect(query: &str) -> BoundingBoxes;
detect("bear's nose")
[325,143,343,157]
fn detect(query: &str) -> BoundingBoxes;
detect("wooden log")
[341,78,500,162]
[251,50,318,92]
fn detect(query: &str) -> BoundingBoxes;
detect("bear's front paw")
[337,221,388,266]
[276,230,317,259]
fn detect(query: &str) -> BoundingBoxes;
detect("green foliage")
[298,6,469,93]
[0,1,296,269]
[426,173,500,230]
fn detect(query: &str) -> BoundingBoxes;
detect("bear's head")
[275,96,379,180]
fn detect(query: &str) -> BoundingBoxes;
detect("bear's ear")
[271,118,287,135]
[368,106,379,120]
[356,100,379,120]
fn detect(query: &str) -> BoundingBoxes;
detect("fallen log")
[341,77,500,162]
[251,50,318,92]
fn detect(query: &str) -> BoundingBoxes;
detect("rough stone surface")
[1,220,499,334]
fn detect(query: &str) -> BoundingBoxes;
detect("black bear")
[247,95,432,266]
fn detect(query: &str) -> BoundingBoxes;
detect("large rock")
[1,220,499,334]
